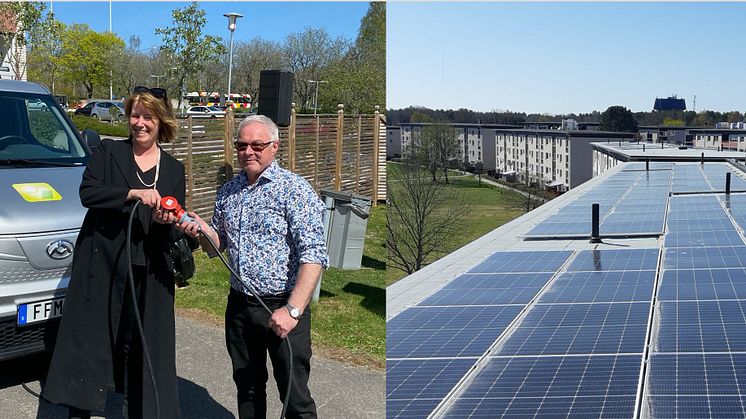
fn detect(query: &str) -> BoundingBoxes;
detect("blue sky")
[387,2,746,114]
[49,1,369,50]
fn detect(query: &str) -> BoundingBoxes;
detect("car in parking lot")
[0,79,99,361]
[185,105,226,118]
[74,100,125,121]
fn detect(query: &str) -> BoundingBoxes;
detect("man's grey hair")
[237,114,279,143]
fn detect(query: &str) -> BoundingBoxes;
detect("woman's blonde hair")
[124,91,178,143]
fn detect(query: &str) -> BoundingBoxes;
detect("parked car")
[0,79,99,361]
[74,100,125,122]
[186,105,226,118]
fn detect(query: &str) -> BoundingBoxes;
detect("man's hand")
[174,211,206,238]
[269,307,299,339]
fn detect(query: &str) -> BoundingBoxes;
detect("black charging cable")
[195,226,294,419]
[128,200,293,419]
[127,200,160,418]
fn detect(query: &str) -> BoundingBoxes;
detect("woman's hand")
[152,207,177,224]
[127,189,162,208]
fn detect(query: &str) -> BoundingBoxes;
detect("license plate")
[17,297,65,326]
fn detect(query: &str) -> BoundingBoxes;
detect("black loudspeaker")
[258,70,294,127]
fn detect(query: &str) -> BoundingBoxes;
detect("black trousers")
[225,288,316,419]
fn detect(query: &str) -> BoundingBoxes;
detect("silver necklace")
[135,147,161,189]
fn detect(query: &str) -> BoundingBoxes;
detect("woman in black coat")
[44,87,185,419]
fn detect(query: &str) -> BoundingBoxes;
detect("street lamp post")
[308,80,328,116]
[150,74,165,87]
[223,12,243,107]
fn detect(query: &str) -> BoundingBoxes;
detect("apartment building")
[386,126,401,159]
[691,129,746,152]
[638,126,693,146]
[395,122,520,164]
[494,129,634,190]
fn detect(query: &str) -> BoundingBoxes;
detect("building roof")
[592,142,745,162]
[387,159,746,418]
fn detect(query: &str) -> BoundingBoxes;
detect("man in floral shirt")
[180,115,328,418]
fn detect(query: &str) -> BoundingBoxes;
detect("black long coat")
[43,138,184,418]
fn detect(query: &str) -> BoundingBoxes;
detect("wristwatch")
[285,303,301,320]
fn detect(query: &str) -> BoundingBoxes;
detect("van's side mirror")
[80,129,101,152]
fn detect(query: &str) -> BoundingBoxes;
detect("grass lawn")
[175,205,386,370]
[386,162,527,285]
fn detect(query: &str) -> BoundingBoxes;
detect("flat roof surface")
[593,141,745,160]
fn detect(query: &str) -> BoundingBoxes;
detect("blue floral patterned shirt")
[211,160,329,296]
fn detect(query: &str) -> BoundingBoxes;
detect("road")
[0,315,384,419]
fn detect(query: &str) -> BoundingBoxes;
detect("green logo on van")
[12,183,62,202]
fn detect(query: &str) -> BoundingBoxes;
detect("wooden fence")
[160,105,386,220]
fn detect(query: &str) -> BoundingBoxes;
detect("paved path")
[0,316,384,418]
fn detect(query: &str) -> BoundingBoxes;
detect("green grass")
[175,205,386,369]
[386,162,527,285]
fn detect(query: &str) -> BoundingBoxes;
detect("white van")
[0,80,99,360]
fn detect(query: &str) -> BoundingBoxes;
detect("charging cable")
[158,197,293,419]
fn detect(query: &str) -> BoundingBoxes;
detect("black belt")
[230,287,290,307]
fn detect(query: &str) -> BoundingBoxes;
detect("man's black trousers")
[225,288,316,419]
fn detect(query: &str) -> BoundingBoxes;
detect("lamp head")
[224,12,243,32]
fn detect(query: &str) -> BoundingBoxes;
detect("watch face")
[291,308,300,318]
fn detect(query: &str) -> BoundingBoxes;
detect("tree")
[474,161,484,187]
[233,38,283,108]
[282,27,349,112]
[662,117,685,127]
[417,122,459,183]
[27,17,65,93]
[386,161,468,274]
[320,2,385,114]
[0,2,52,81]
[156,2,225,110]
[600,105,638,132]
[58,24,125,98]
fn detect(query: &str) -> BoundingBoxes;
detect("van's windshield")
[0,91,87,166]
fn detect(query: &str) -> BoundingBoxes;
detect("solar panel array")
[387,162,746,418]
[643,191,746,418]
[444,249,657,417]
[525,169,671,238]
[386,251,573,418]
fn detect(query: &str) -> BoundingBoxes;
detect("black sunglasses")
[132,86,168,101]
[234,140,276,152]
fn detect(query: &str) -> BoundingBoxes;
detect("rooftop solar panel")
[386,358,476,400]
[664,246,746,270]
[540,270,656,304]
[495,303,650,356]
[644,353,746,418]
[443,355,641,418]
[658,268,746,301]
[467,251,573,273]
[568,248,659,271]
[419,273,554,306]
[665,230,745,248]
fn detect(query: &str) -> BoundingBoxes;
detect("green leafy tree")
[156,2,225,110]
[600,105,638,132]
[58,24,125,98]
[662,118,685,127]
[320,2,385,114]
[0,2,54,81]
[27,17,65,93]
[282,27,349,112]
